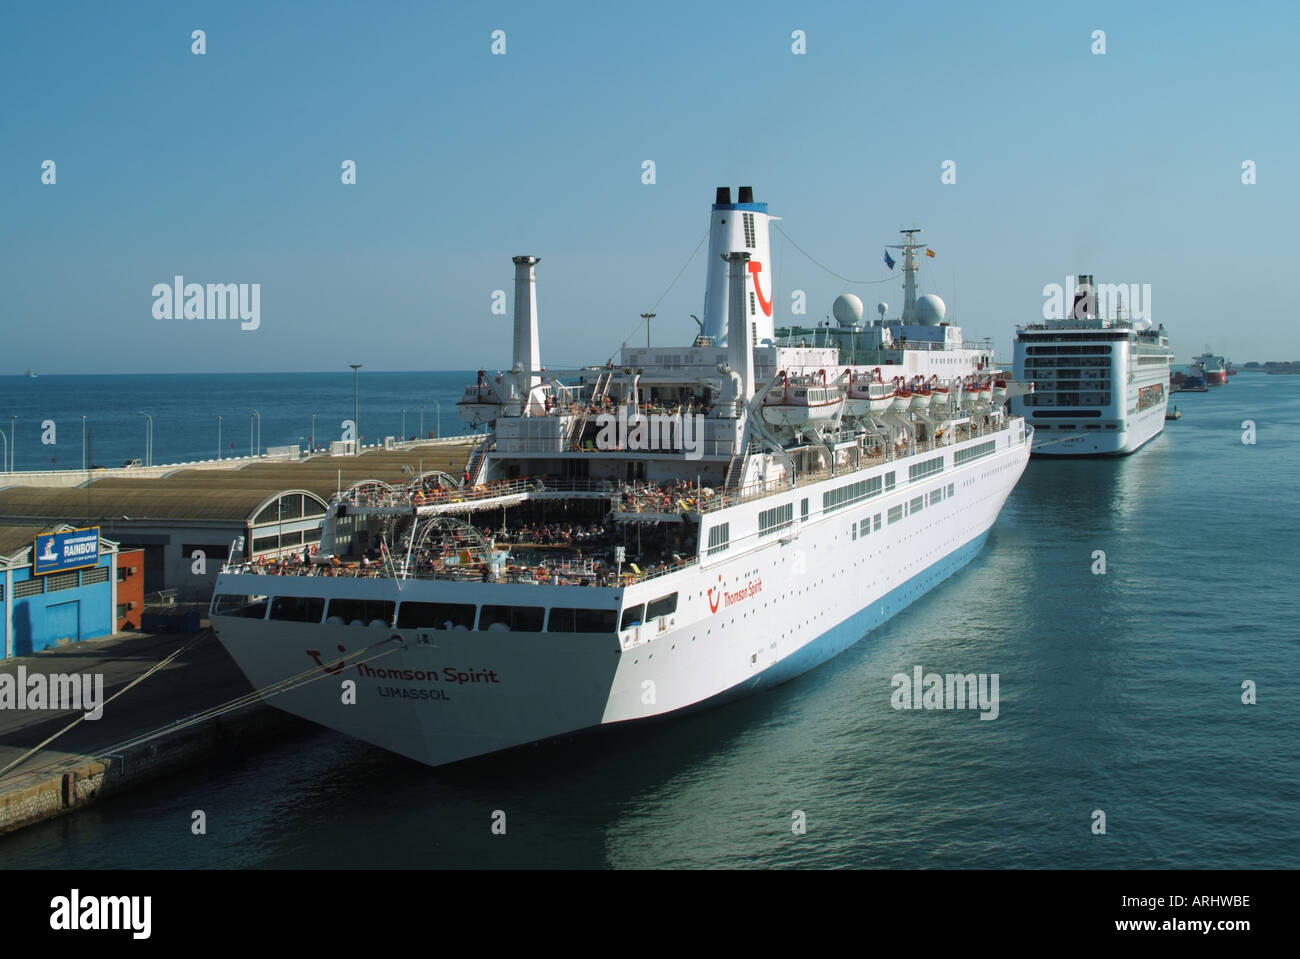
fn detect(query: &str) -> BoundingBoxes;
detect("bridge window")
[620,604,645,630]
[547,608,618,633]
[269,595,325,623]
[646,593,678,620]
[478,605,544,632]
[327,598,395,626]
[212,594,269,619]
[397,601,475,630]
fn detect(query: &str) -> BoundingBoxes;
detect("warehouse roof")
[0,441,475,526]
[0,524,56,560]
[0,522,126,565]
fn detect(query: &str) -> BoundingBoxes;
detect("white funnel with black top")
[702,186,777,348]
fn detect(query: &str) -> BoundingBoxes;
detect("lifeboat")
[889,376,913,412]
[845,367,895,418]
[928,374,951,406]
[456,370,504,427]
[762,368,845,429]
[909,376,933,410]
[992,379,1008,404]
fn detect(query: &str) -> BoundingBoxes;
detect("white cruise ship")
[1011,274,1174,456]
[209,186,1034,768]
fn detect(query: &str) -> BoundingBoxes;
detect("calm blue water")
[1,373,1296,868]
[0,372,478,471]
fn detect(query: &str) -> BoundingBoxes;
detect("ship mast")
[886,228,924,323]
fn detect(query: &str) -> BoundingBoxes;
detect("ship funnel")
[1071,273,1094,321]
[702,187,776,348]
[724,251,754,401]
[512,255,542,405]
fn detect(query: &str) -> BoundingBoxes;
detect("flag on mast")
[925,248,936,258]
[884,251,896,270]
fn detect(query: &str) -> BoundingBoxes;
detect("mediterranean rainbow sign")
[33,527,101,576]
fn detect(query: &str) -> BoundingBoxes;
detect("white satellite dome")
[915,293,946,326]
[832,294,864,328]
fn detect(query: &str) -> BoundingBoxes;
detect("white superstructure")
[210,187,1033,768]
[1011,274,1174,456]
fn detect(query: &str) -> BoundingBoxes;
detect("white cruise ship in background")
[209,186,1034,769]
[1011,274,1173,456]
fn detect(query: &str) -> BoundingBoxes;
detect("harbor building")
[0,524,142,659]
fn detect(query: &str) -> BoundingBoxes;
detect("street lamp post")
[310,412,316,452]
[434,399,441,438]
[217,415,222,461]
[0,428,7,475]
[137,411,152,467]
[350,364,362,455]
[81,415,86,471]
[641,311,655,348]
[248,408,260,458]
[419,404,424,439]
[8,416,15,472]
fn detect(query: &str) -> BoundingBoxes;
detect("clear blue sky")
[2,0,1295,373]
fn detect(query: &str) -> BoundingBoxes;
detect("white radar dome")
[833,294,864,327]
[915,293,946,326]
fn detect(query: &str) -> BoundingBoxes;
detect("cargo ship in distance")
[1012,274,1174,456]
[1192,352,1229,386]
[210,186,1034,768]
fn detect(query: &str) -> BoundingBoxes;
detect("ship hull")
[212,430,1030,768]
[1028,400,1167,456]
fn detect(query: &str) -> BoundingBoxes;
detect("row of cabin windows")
[758,503,794,537]
[707,523,730,555]
[213,591,679,634]
[1036,424,1118,430]
[908,456,944,482]
[1023,340,1121,350]
[823,476,883,513]
[885,483,955,526]
[1023,356,1112,368]
[954,440,997,466]
[852,513,883,540]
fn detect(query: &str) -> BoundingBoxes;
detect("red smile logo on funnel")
[748,261,772,317]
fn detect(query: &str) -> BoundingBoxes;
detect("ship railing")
[217,552,698,588]
[685,419,1014,513]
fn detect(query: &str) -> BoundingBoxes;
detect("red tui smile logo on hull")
[307,645,347,674]
[707,574,723,614]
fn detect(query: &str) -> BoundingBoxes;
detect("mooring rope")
[0,629,405,780]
